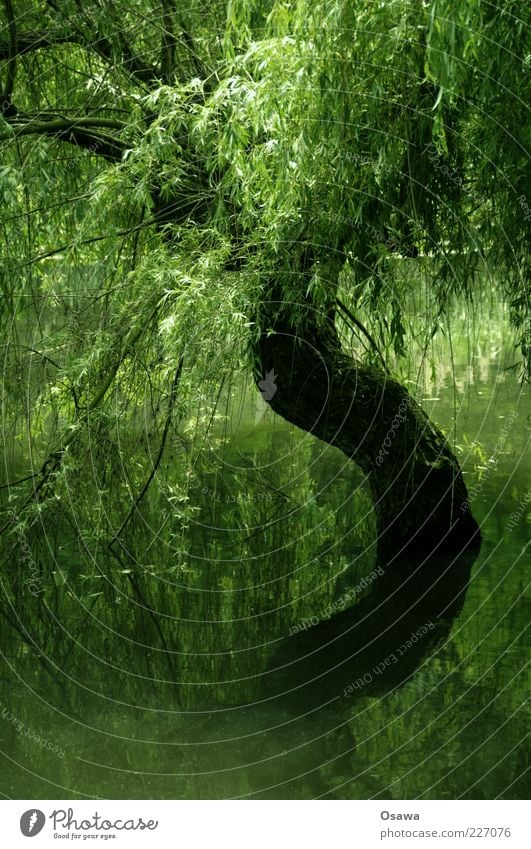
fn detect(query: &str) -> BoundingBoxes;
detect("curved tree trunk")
[254,312,480,561]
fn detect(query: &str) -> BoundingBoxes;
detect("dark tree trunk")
[254,311,480,561]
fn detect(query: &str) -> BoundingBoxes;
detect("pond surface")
[0,304,529,799]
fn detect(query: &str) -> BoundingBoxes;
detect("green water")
[0,305,529,799]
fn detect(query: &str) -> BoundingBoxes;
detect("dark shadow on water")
[260,536,480,713]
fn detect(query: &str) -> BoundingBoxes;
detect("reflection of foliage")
[2,419,375,706]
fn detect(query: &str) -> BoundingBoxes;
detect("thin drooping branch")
[0,27,157,85]
[255,313,481,558]
[156,3,206,81]
[83,24,157,85]
[1,0,16,106]
[25,200,205,266]
[178,28,205,79]
[160,0,177,83]
[115,32,157,84]
[109,356,184,547]
[336,297,389,373]
[0,30,75,61]
[7,115,125,131]
[0,297,166,537]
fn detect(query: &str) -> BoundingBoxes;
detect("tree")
[0,0,528,562]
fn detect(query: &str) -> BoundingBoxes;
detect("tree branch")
[160,0,177,83]
[0,30,74,61]
[158,2,205,80]
[1,0,16,104]
[7,115,125,131]
[115,33,157,84]
[1,115,128,160]
[336,297,389,373]
[178,24,205,80]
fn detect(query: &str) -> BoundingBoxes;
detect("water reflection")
[0,305,528,800]
[263,545,478,711]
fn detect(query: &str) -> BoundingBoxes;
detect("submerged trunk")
[254,313,480,560]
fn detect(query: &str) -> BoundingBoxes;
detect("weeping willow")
[0,1,528,680]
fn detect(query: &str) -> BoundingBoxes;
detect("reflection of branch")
[1,0,17,104]
[0,596,79,713]
[108,357,184,547]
